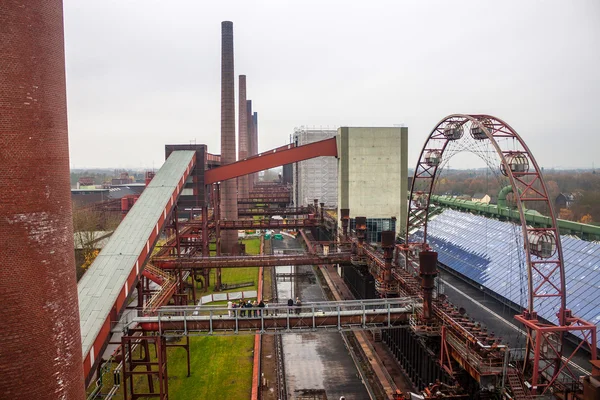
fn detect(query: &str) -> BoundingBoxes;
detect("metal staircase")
[506,369,532,400]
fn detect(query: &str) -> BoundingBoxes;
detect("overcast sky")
[63,0,600,170]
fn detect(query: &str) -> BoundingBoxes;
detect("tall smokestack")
[0,2,86,398]
[253,111,259,185]
[246,99,254,191]
[237,75,248,199]
[220,21,238,252]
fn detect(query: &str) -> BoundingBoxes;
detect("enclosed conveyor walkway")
[77,150,196,381]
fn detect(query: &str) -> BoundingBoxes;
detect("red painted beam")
[153,253,352,269]
[183,218,319,230]
[205,137,338,184]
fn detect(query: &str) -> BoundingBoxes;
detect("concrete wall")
[337,127,408,235]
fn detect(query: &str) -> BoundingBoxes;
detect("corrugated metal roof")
[411,209,600,332]
[78,151,195,357]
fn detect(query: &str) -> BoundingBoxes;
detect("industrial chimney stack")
[220,21,238,252]
[238,75,249,199]
[246,99,254,191]
[0,2,86,398]
[253,111,259,185]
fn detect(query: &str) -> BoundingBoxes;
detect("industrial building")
[337,126,408,237]
[292,127,338,208]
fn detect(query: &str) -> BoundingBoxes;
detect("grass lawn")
[162,237,260,398]
[197,238,261,296]
[165,336,254,399]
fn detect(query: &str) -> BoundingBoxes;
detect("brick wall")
[0,2,86,397]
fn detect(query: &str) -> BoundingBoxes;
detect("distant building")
[77,176,95,188]
[71,184,146,208]
[71,189,110,207]
[292,127,338,207]
[471,193,491,204]
[555,193,575,209]
[111,172,134,186]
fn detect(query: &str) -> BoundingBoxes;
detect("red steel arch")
[404,114,596,394]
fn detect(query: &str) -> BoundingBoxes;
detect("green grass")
[163,238,259,398]
[242,237,261,255]
[197,238,261,296]
[166,336,254,399]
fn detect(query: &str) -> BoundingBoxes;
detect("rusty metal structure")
[0,2,86,398]
[206,137,337,185]
[402,114,597,396]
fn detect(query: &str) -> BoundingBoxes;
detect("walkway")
[131,298,416,335]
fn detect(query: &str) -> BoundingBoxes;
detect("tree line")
[430,169,599,224]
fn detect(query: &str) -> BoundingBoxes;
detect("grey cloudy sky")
[63,0,600,170]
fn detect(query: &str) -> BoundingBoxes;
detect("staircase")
[142,263,171,285]
[142,270,191,315]
[506,369,532,400]
[371,329,382,342]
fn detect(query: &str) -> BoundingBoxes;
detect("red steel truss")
[152,252,352,269]
[238,207,311,216]
[181,218,318,230]
[404,114,597,394]
[237,196,291,204]
[205,137,337,184]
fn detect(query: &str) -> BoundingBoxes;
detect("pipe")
[419,250,438,320]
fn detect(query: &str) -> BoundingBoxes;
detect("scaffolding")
[292,127,338,207]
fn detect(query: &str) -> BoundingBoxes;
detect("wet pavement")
[273,236,369,400]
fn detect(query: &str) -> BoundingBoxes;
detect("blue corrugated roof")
[411,209,600,330]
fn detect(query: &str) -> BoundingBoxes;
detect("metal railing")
[129,298,419,336]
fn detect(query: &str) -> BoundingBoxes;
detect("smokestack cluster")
[237,75,249,199]
[220,21,238,252]
[252,111,259,186]
[246,100,254,191]
[0,2,86,397]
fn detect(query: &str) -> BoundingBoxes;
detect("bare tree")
[73,207,120,279]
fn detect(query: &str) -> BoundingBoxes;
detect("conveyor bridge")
[77,150,196,382]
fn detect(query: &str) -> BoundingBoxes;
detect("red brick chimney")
[220,21,238,253]
[0,2,86,397]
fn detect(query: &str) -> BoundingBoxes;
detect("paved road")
[273,237,369,400]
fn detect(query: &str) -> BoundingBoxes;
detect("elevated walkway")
[131,298,417,335]
[77,150,196,382]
